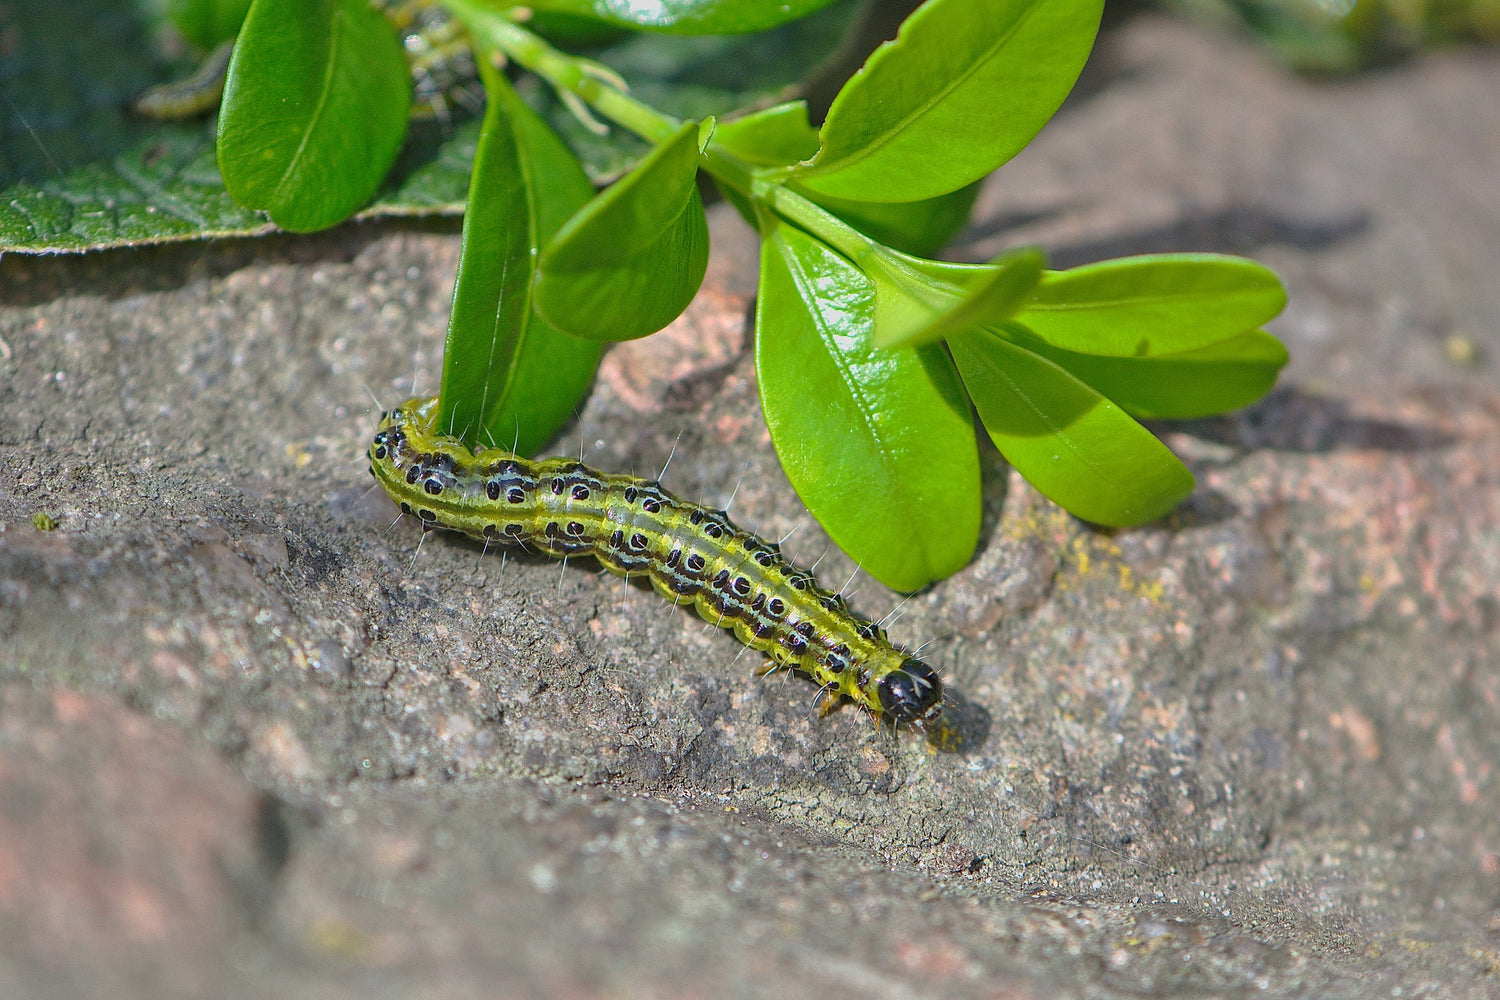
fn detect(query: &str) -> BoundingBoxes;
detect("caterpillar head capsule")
[876,658,943,726]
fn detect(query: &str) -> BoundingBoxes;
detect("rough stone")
[2,11,1498,999]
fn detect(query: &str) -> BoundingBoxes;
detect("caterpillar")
[368,397,944,729]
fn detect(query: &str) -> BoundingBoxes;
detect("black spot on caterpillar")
[368,397,944,729]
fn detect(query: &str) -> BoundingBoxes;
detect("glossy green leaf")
[535,119,709,341]
[710,102,820,228]
[787,0,1103,202]
[872,246,1045,349]
[439,66,603,456]
[524,2,860,180]
[711,102,820,166]
[756,220,980,592]
[216,0,409,232]
[1017,254,1288,355]
[948,326,1194,526]
[167,0,253,48]
[810,180,983,258]
[523,0,842,34]
[1008,326,1289,420]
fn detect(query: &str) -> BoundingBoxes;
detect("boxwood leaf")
[522,0,842,34]
[787,0,1102,202]
[439,66,603,456]
[534,119,710,341]
[709,102,818,226]
[756,220,980,592]
[872,246,1044,349]
[712,101,820,166]
[1017,254,1288,355]
[948,325,1194,526]
[216,0,409,232]
[1008,326,1289,420]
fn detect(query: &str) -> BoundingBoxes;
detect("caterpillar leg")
[812,684,846,717]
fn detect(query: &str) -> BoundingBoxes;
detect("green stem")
[760,184,877,263]
[763,184,966,313]
[439,0,681,144]
[700,141,756,199]
[438,0,962,315]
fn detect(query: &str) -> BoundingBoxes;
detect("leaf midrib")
[272,4,343,205]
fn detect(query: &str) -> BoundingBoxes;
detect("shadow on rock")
[967,202,1372,266]
[1180,387,1454,455]
[924,688,992,755]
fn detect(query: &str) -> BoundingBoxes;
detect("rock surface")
[2,12,1498,999]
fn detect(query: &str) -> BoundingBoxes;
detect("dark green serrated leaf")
[439,67,603,456]
[524,0,842,34]
[534,119,709,341]
[788,0,1103,202]
[1017,254,1288,355]
[0,1,255,250]
[948,325,1194,526]
[756,220,980,592]
[1009,325,1289,420]
[0,0,476,252]
[0,126,271,252]
[217,0,410,232]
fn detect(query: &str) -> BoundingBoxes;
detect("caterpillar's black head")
[877,658,943,726]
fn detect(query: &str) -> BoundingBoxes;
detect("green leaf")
[216,0,410,232]
[534,119,710,341]
[1017,254,1289,355]
[786,0,1103,202]
[810,180,983,258]
[872,246,1045,349]
[0,0,477,253]
[948,326,1195,526]
[439,66,603,456]
[1008,326,1289,420]
[756,220,981,592]
[1,0,858,252]
[711,101,820,166]
[167,0,253,48]
[710,102,820,228]
[520,2,861,181]
[523,0,843,34]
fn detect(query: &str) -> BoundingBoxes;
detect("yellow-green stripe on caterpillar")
[368,397,944,728]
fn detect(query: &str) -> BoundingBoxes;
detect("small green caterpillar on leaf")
[368,396,945,729]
